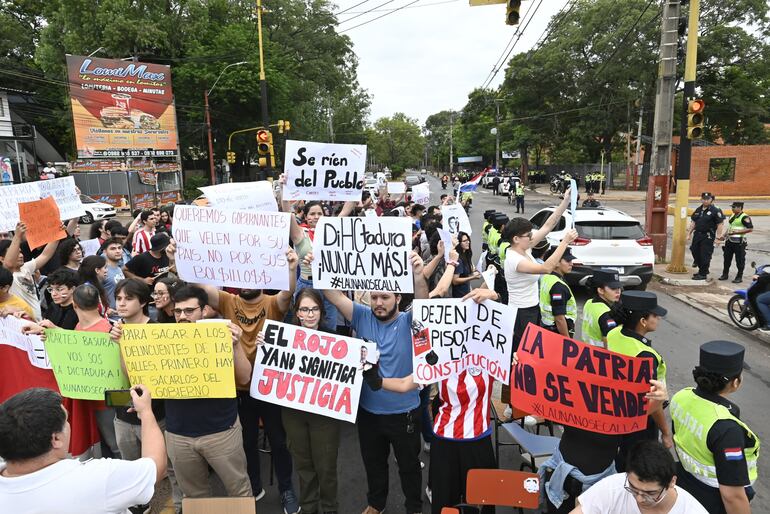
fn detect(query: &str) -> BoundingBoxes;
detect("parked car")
[529,206,654,289]
[404,175,425,191]
[482,170,502,189]
[79,194,117,224]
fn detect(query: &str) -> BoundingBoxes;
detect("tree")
[367,113,424,173]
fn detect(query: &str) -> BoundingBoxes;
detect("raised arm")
[412,251,429,300]
[65,217,79,237]
[323,289,354,322]
[531,190,570,247]
[430,248,459,299]
[4,222,24,271]
[132,386,167,482]
[275,248,298,313]
[515,230,578,275]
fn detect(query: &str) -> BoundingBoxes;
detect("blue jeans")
[756,291,770,327]
[295,276,338,332]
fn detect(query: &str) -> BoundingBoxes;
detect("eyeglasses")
[173,306,202,316]
[297,306,321,314]
[518,232,533,239]
[50,288,72,295]
[623,476,667,504]
[151,292,169,298]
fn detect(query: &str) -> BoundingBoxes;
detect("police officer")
[688,192,726,280]
[580,268,622,347]
[670,341,759,514]
[599,171,606,195]
[582,192,601,208]
[514,181,525,214]
[719,202,753,283]
[607,291,672,471]
[539,247,577,337]
[481,209,496,251]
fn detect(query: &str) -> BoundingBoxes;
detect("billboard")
[66,56,179,159]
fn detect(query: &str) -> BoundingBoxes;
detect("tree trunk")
[520,145,529,185]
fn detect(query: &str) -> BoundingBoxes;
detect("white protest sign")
[199,181,277,212]
[283,140,367,201]
[312,216,413,293]
[441,203,472,236]
[482,268,496,290]
[437,228,453,263]
[411,298,516,385]
[0,183,39,231]
[80,238,101,257]
[364,208,378,218]
[38,177,86,220]
[0,178,85,231]
[172,205,291,290]
[387,182,406,194]
[476,250,488,273]
[411,183,430,206]
[0,316,50,369]
[251,321,371,422]
[569,179,577,228]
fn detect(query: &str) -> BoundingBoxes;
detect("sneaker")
[281,489,301,514]
[361,507,384,514]
[128,505,150,514]
[254,488,266,502]
[423,442,431,453]
[503,405,512,420]
[425,485,433,503]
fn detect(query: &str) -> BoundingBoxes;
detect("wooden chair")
[452,469,541,514]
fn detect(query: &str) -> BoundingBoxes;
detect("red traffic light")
[256,129,271,143]
[688,99,705,114]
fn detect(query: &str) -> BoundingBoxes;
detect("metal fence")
[532,162,651,190]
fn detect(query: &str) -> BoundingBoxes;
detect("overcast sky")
[335,0,569,125]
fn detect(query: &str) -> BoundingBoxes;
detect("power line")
[336,0,374,16]
[343,0,457,14]
[337,0,399,25]
[592,0,658,79]
[339,0,423,33]
[532,0,575,49]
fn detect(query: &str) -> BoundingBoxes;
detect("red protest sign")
[513,323,653,435]
[18,196,66,250]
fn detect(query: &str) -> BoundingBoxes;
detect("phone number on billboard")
[85,149,178,158]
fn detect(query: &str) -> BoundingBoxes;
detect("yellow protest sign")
[119,323,235,399]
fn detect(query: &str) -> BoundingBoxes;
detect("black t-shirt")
[691,205,725,234]
[125,251,170,279]
[115,320,166,425]
[164,398,239,437]
[46,302,78,330]
[560,425,621,475]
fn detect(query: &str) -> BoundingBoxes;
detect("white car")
[79,194,117,224]
[530,206,654,289]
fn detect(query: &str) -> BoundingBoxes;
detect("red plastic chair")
[441,509,461,514]
[462,468,541,513]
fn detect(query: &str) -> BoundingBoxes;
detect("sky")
[335,0,570,124]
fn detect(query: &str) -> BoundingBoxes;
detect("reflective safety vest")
[728,213,748,243]
[488,228,501,256]
[606,327,667,383]
[482,221,490,245]
[498,242,510,265]
[671,388,760,488]
[515,184,524,196]
[581,298,612,347]
[539,274,577,327]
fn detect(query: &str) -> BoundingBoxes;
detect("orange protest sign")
[513,323,653,435]
[18,196,66,249]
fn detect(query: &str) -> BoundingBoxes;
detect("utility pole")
[634,101,644,190]
[668,0,700,272]
[495,99,501,171]
[645,0,681,261]
[256,0,271,179]
[327,101,335,143]
[449,112,454,174]
[205,90,215,185]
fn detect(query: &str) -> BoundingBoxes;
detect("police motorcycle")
[727,262,770,330]
[549,172,567,194]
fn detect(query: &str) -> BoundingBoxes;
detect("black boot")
[718,273,729,280]
[732,274,743,283]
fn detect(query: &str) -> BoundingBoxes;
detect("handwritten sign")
[38,177,86,220]
[387,182,406,194]
[283,140,367,201]
[172,205,291,290]
[0,316,50,369]
[44,329,128,400]
[199,181,277,212]
[513,324,652,434]
[250,321,370,422]
[312,216,413,293]
[411,299,516,385]
[19,197,66,249]
[441,203,472,236]
[119,322,235,399]
[437,228,453,262]
[0,178,84,231]
[80,238,102,257]
[411,183,430,205]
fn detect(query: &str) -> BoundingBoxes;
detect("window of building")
[0,97,5,118]
[708,157,736,182]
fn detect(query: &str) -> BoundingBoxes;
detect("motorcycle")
[550,176,566,194]
[727,262,769,331]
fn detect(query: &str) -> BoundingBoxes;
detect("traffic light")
[687,99,705,139]
[506,0,521,25]
[256,129,272,156]
[277,120,292,134]
[226,151,236,164]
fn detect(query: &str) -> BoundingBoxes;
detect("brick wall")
[690,144,770,196]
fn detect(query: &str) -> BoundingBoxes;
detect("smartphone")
[104,389,133,407]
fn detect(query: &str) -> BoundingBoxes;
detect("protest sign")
[513,323,653,434]
[411,183,430,206]
[199,181,277,212]
[481,268,496,290]
[0,178,85,231]
[436,228,453,263]
[283,140,367,201]
[569,179,577,228]
[0,316,50,369]
[441,203,472,236]
[44,329,128,400]
[411,299,516,385]
[19,197,66,250]
[312,216,413,293]
[38,177,86,220]
[387,182,406,194]
[172,205,291,290]
[79,238,102,257]
[476,250,488,273]
[250,321,372,422]
[119,322,235,399]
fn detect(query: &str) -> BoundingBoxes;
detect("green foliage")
[366,113,424,172]
[182,174,209,201]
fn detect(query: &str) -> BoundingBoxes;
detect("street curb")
[653,271,714,287]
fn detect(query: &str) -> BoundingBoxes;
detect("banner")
[173,205,290,290]
[44,329,129,400]
[282,140,367,201]
[513,324,653,434]
[411,299,516,385]
[19,197,67,250]
[0,178,85,231]
[66,55,178,158]
[250,321,373,422]
[441,203,472,236]
[0,316,50,369]
[411,183,430,206]
[387,182,406,194]
[312,216,413,293]
[132,192,156,209]
[38,177,86,220]
[119,322,235,399]
[199,181,277,212]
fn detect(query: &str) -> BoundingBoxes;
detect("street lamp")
[205,61,249,185]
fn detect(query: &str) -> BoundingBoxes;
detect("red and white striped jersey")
[432,370,494,440]
[132,228,154,255]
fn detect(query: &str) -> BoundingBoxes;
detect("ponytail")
[692,365,738,394]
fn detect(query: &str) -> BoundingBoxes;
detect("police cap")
[544,246,576,262]
[620,290,667,317]
[532,238,550,252]
[484,209,496,219]
[589,268,622,289]
[699,340,745,376]
[701,192,715,200]
[731,202,744,208]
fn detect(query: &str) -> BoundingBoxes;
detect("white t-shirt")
[577,473,708,514]
[0,457,156,514]
[11,260,41,321]
[504,249,540,308]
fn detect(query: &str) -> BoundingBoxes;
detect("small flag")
[606,319,617,328]
[551,293,563,301]
[723,448,744,461]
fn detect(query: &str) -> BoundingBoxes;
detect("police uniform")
[598,173,606,194]
[719,202,753,283]
[539,249,577,337]
[606,291,668,471]
[515,182,525,213]
[580,269,622,347]
[690,192,726,279]
[671,341,759,514]
[481,210,496,251]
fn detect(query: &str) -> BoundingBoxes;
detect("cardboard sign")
[387,182,406,194]
[0,178,85,231]
[0,316,50,369]
[411,183,430,206]
[283,140,367,201]
[19,197,67,250]
[441,203,472,236]
[199,181,277,212]
[513,323,653,434]
[119,322,235,399]
[250,321,371,422]
[411,299,517,385]
[44,328,129,400]
[312,216,413,293]
[80,238,102,257]
[172,205,291,290]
